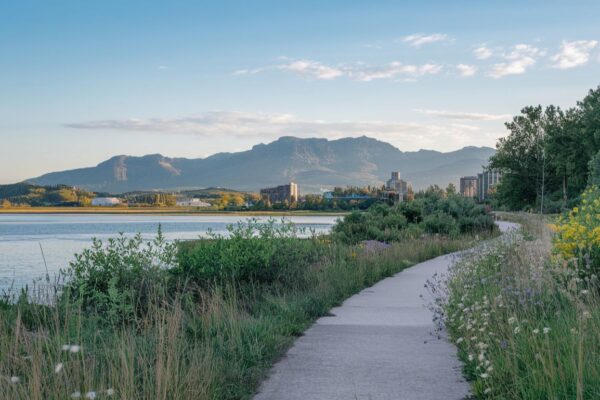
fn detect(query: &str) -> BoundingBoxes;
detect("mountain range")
[27,136,495,193]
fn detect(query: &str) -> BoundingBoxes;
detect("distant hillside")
[0,182,96,206]
[27,136,495,193]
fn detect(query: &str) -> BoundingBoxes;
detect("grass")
[438,213,600,399]
[0,236,478,399]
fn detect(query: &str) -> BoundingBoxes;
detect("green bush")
[65,226,177,323]
[174,219,325,287]
[333,192,496,244]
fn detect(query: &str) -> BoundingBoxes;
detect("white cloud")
[66,111,499,150]
[414,109,511,121]
[488,44,543,78]
[473,46,493,60]
[551,40,598,69]
[402,33,449,48]
[235,59,442,82]
[158,65,169,70]
[278,60,344,80]
[456,64,477,77]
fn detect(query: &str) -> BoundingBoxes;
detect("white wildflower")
[532,328,539,335]
[456,337,464,344]
[10,376,19,384]
[514,326,521,334]
[468,354,474,361]
[508,317,517,325]
[486,366,494,372]
[70,345,81,353]
[478,353,485,362]
[582,311,591,319]
[54,363,64,374]
[543,327,551,335]
[581,289,589,295]
[85,391,96,399]
[71,392,82,399]
[484,388,492,394]
[480,373,489,379]
[62,344,71,351]
[106,388,115,396]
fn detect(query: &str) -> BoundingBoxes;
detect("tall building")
[477,170,501,201]
[260,182,298,204]
[381,171,410,203]
[459,176,478,198]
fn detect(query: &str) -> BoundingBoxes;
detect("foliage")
[553,186,600,278]
[437,216,600,399]
[175,219,325,287]
[332,191,496,244]
[124,192,177,206]
[64,226,177,323]
[491,85,600,211]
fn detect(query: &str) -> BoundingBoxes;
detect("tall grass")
[437,214,600,399]
[0,234,475,399]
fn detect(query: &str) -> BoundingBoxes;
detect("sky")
[1,0,600,183]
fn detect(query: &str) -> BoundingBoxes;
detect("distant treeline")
[0,183,95,207]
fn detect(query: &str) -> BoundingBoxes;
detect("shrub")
[64,226,177,323]
[174,219,325,287]
[554,185,600,277]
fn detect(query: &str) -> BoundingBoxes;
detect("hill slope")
[28,136,495,193]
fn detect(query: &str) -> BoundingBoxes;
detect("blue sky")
[1,0,600,183]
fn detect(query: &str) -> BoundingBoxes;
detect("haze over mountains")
[27,136,495,193]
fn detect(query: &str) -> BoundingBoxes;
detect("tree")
[589,150,600,187]
[445,183,457,196]
[490,106,548,211]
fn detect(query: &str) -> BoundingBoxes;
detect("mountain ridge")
[27,136,495,193]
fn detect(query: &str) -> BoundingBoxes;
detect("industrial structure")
[260,182,299,204]
[380,171,411,203]
[459,176,478,198]
[477,169,501,201]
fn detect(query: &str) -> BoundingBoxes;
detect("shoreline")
[0,207,349,217]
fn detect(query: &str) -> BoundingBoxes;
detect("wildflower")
[468,354,474,361]
[10,376,19,384]
[532,328,539,335]
[543,327,551,335]
[508,317,517,325]
[106,389,115,396]
[571,328,577,334]
[54,363,64,374]
[62,344,71,351]
[581,289,589,295]
[70,345,81,353]
[583,311,591,319]
[486,366,494,372]
[85,392,97,399]
[71,392,82,399]
[484,388,492,395]
[478,353,485,362]
[480,373,489,379]
[456,337,464,344]
[514,326,521,334]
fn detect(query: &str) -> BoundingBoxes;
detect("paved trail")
[254,221,518,400]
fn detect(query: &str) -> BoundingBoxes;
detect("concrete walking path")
[253,221,518,400]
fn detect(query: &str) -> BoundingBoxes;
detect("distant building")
[459,176,478,198]
[381,171,411,203]
[477,169,501,201]
[176,198,211,207]
[260,182,298,204]
[91,197,121,206]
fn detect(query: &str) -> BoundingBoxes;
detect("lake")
[0,214,339,293]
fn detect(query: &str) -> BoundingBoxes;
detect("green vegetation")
[333,188,496,244]
[0,194,496,399]
[439,213,600,399]
[490,84,600,212]
[0,183,95,207]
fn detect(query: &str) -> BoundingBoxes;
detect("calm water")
[0,214,338,291]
